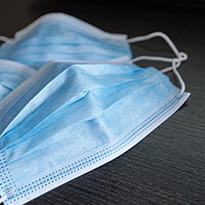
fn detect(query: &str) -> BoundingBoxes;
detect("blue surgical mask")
[0,13,187,73]
[0,59,35,101]
[0,13,132,69]
[0,60,190,204]
[0,13,189,204]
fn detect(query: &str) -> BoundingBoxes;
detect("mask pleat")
[0,14,131,70]
[2,65,166,169]
[1,65,152,147]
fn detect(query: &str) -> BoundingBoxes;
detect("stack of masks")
[0,13,190,205]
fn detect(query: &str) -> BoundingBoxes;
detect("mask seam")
[0,142,16,202]
[8,88,185,203]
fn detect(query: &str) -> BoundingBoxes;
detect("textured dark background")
[0,0,205,204]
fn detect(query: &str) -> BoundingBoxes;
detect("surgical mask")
[0,60,190,204]
[0,59,35,101]
[0,13,187,74]
[0,13,132,69]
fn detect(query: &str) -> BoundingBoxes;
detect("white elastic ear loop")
[129,53,186,95]
[128,31,181,58]
[169,58,186,95]
[127,32,188,95]
[0,36,9,43]
[160,51,187,73]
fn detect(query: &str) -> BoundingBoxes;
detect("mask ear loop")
[0,36,9,43]
[127,32,188,96]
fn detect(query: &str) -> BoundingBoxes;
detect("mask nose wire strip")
[127,32,188,95]
[0,35,9,42]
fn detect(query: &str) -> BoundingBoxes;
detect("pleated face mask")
[0,59,190,204]
[0,59,35,101]
[0,13,132,69]
[0,13,187,80]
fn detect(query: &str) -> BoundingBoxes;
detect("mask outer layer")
[0,13,132,69]
[0,61,190,205]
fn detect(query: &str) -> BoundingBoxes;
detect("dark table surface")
[0,0,205,204]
